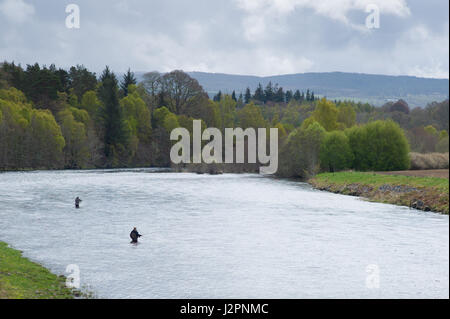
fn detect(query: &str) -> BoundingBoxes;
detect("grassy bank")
[0,242,79,299]
[309,172,449,214]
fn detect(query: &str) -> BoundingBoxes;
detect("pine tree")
[69,65,98,100]
[253,83,264,102]
[237,93,244,108]
[264,82,274,102]
[213,90,222,102]
[285,90,293,103]
[244,87,252,104]
[274,86,285,103]
[306,89,311,102]
[231,90,237,102]
[293,90,301,101]
[120,68,137,97]
[99,66,129,163]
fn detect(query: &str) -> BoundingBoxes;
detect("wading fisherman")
[75,197,82,209]
[130,227,142,244]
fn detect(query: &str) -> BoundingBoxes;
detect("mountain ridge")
[134,71,449,107]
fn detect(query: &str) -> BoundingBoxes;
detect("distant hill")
[135,71,449,107]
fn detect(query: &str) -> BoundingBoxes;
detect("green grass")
[313,172,449,192]
[0,241,77,299]
[310,172,449,214]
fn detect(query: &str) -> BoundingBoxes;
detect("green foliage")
[68,91,78,107]
[274,122,287,140]
[68,65,98,100]
[69,107,90,125]
[57,108,89,168]
[236,102,266,129]
[253,84,264,102]
[281,101,302,127]
[346,120,410,171]
[0,63,95,112]
[1,61,446,173]
[439,130,448,140]
[120,68,137,97]
[29,109,65,167]
[300,117,317,130]
[162,113,180,133]
[278,121,326,178]
[120,90,151,141]
[320,131,353,172]
[311,98,339,131]
[80,91,101,115]
[153,106,171,128]
[0,87,29,104]
[0,87,64,169]
[424,125,439,137]
[184,97,220,128]
[217,95,237,130]
[244,88,251,104]
[98,67,130,166]
[337,103,356,129]
[152,106,181,132]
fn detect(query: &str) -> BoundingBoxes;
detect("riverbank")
[0,242,82,299]
[309,172,449,214]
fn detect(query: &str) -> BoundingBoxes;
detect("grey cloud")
[0,0,448,78]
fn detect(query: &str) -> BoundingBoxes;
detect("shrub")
[410,152,449,170]
[346,120,410,171]
[278,121,326,178]
[320,131,353,172]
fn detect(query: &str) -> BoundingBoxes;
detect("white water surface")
[0,169,448,298]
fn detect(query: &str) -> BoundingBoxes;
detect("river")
[0,169,448,298]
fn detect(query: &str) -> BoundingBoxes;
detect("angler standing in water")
[130,227,142,244]
[75,197,82,209]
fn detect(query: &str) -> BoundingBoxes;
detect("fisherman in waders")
[75,197,82,209]
[130,227,142,244]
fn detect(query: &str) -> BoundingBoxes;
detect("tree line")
[213,82,316,105]
[277,99,411,178]
[0,61,448,177]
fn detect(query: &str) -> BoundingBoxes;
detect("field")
[309,171,449,214]
[376,169,449,179]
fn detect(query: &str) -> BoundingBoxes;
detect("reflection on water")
[0,169,448,298]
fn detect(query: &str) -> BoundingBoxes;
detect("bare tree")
[160,70,205,114]
[142,71,161,97]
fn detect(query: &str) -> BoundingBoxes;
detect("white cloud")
[242,15,267,41]
[235,0,411,36]
[0,0,447,79]
[397,24,449,78]
[113,0,142,17]
[0,0,34,24]
[111,27,314,76]
[235,0,411,19]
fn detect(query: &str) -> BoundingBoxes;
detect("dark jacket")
[130,230,142,243]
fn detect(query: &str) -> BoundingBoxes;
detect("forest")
[0,62,448,178]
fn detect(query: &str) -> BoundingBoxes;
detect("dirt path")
[376,169,449,179]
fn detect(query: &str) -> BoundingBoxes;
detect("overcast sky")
[0,0,448,78]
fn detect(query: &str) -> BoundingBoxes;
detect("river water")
[0,169,448,298]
